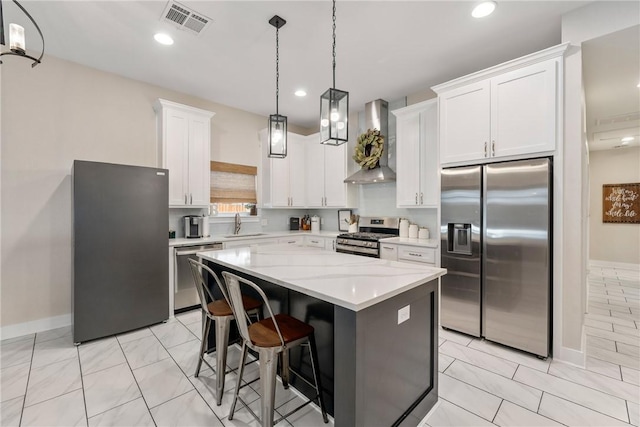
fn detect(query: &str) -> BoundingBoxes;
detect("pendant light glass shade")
[267,15,287,158]
[268,113,287,158]
[0,0,45,67]
[320,0,348,146]
[320,88,348,145]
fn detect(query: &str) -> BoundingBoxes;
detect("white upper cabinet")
[306,133,348,208]
[155,99,215,207]
[490,60,557,158]
[433,44,568,166]
[393,99,439,208]
[260,131,306,208]
[260,131,356,209]
[439,81,490,164]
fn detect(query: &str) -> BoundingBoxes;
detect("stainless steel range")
[336,217,400,258]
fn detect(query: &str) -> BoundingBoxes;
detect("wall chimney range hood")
[344,99,396,184]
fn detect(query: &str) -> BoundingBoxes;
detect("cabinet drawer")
[398,246,435,264]
[380,244,398,261]
[278,236,304,245]
[305,237,325,248]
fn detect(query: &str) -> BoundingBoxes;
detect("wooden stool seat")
[249,314,314,348]
[208,295,262,317]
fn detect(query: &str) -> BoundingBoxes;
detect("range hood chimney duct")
[344,99,396,184]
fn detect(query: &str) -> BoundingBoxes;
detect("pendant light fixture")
[0,0,45,67]
[267,15,287,158]
[320,0,348,146]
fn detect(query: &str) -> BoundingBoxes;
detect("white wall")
[589,147,640,264]
[0,54,308,330]
[560,1,640,362]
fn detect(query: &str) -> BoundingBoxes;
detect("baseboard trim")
[589,259,640,271]
[554,344,585,368]
[0,313,72,340]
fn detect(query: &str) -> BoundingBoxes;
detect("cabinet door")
[165,109,189,206]
[187,114,211,206]
[278,236,304,245]
[396,110,422,207]
[325,238,336,251]
[305,236,326,248]
[491,60,557,158]
[420,101,439,206]
[288,136,306,208]
[324,143,347,207]
[440,81,490,165]
[380,244,398,261]
[306,141,325,208]
[270,156,290,207]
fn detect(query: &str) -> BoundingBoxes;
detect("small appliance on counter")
[289,217,300,230]
[311,216,320,233]
[184,215,204,238]
[202,215,210,237]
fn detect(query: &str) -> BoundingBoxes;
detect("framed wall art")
[602,183,640,224]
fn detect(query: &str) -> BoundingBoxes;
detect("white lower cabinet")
[223,238,279,249]
[380,243,398,261]
[303,236,336,251]
[305,236,326,248]
[397,246,436,265]
[381,243,436,266]
[278,236,304,246]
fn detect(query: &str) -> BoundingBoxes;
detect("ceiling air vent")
[161,1,211,36]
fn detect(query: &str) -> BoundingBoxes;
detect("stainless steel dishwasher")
[174,242,223,312]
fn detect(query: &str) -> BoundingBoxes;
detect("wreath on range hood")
[353,128,384,170]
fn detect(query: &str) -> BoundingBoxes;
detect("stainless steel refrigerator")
[73,161,169,343]
[440,158,551,357]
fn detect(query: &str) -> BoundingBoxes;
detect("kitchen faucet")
[234,213,242,235]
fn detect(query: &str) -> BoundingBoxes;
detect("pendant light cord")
[275,24,279,116]
[332,0,336,89]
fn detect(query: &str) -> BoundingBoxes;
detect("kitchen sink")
[223,233,267,238]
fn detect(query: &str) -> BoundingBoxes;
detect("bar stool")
[222,271,328,427]
[188,259,262,406]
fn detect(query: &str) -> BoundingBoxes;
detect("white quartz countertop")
[197,245,446,311]
[169,230,340,247]
[379,237,439,248]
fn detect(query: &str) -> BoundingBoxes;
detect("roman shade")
[210,161,257,204]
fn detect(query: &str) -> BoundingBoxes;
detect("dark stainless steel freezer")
[73,161,169,343]
[441,158,552,357]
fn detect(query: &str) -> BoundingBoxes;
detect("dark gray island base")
[199,246,443,427]
[335,281,438,427]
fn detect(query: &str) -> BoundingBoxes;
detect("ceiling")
[4,1,589,129]
[583,25,640,151]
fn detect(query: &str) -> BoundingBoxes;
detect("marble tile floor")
[421,264,640,427]
[1,265,638,426]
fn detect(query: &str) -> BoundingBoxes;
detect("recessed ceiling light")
[472,1,497,18]
[621,136,635,144]
[294,90,307,97]
[637,82,640,88]
[154,33,174,45]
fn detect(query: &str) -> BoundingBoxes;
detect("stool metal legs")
[194,312,232,407]
[258,347,279,427]
[194,314,212,378]
[215,316,231,406]
[308,335,329,423]
[229,338,328,427]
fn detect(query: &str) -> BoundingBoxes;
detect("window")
[210,161,257,216]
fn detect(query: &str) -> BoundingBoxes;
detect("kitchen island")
[197,245,446,427]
